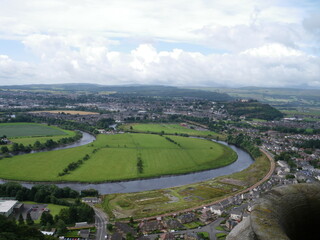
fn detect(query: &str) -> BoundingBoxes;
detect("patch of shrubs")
[58,154,90,176]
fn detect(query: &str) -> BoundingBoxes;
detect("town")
[0,85,319,240]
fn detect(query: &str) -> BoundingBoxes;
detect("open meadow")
[0,123,68,137]
[0,133,237,182]
[121,123,221,138]
[0,123,75,146]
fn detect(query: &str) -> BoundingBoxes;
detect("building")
[0,200,18,217]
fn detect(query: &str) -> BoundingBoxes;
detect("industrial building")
[0,200,18,217]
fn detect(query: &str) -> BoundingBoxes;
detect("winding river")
[0,133,254,195]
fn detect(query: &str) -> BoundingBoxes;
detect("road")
[91,205,108,240]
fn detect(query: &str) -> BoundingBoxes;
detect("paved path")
[91,204,108,240]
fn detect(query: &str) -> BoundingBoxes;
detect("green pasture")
[0,123,68,137]
[0,133,236,182]
[121,123,221,138]
[11,130,76,146]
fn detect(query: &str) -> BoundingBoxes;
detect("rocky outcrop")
[227,183,320,240]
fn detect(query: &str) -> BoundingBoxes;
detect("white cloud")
[0,35,319,88]
[0,1,319,88]
[241,43,303,58]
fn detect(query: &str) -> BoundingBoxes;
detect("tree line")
[227,133,262,158]
[0,182,79,205]
[0,131,82,156]
[58,153,91,176]
[0,214,56,240]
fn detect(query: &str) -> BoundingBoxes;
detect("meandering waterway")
[0,133,254,194]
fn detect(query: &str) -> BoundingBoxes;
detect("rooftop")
[0,200,18,213]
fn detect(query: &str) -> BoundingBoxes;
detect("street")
[91,205,108,240]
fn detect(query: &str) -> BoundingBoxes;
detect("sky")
[0,0,319,88]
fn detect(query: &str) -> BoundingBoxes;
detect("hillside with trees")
[223,100,284,120]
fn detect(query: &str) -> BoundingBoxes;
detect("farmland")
[31,110,99,115]
[121,123,221,138]
[0,123,75,146]
[0,133,237,182]
[0,123,68,137]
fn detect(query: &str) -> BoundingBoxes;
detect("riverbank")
[102,149,271,220]
[0,133,237,183]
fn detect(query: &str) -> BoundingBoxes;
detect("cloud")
[0,35,319,88]
[0,1,319,88]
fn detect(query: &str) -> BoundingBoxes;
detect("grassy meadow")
[121,123,221,138]
[0,133,237,182]
[0,123,68,137]
[0,122,75,147]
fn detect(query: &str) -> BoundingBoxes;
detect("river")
[0,134,254,194]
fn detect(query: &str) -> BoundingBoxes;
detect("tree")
[56,219,67,236]
[18,213,24,225]
[26,212,34,225]
[107,223,113,231]
[1,146,9,153]
[12,143,20,154]
[46,222,52,231]
[40,212,54,226]
[126,233,135,240]
[33,141,42,150]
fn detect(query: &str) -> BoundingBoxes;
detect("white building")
[0,200,18,217]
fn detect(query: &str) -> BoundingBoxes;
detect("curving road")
[91,204,108,240]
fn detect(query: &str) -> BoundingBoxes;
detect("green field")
[10,130,76,146]
[0,133,237,182]
[0,122,75,147]
[121,123,221,138]
[0,123,68,137]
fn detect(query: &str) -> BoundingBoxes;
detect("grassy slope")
[121,123,221,137]
[0,133,236,182]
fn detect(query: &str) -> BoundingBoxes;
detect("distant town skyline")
[0,0,319,88]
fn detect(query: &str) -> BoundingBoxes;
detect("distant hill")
[223,100,284,120]
[0,84,233,101]
[190,87,320,108]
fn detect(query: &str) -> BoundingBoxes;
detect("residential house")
[78,229,90,240]
[139,220,163,234]
[226,219,238,231]
[160,233,175,240]
[184,232,200,240]
[177,212,197,224]
[199,209,212,223]
[163,218,184,230]
[210,205,223,216]
[230,208,243,221]
[115,222,137,237]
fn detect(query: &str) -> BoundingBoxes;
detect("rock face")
[227,183,320,240]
